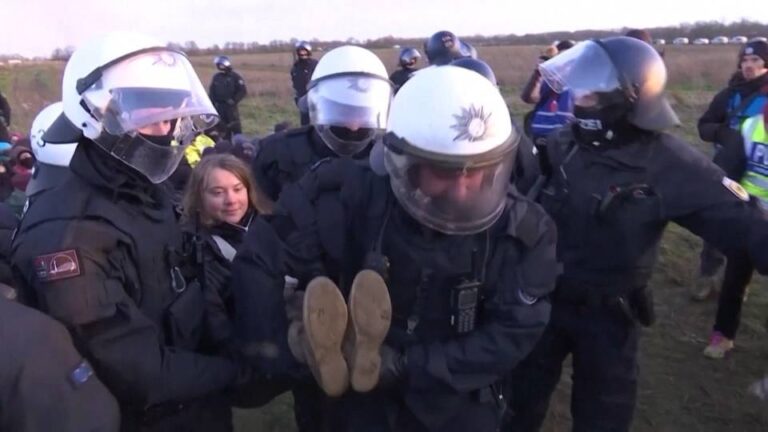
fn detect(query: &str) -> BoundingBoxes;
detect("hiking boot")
[345,270,392,393]
[302,277,349,397]
[690,274,720,301]
[703,331,734,359]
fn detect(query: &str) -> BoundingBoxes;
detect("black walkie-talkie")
[451,279,481,334]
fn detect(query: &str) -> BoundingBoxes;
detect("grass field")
[3,43,767,431]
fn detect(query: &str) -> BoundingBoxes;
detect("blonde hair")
[182,154,273,226]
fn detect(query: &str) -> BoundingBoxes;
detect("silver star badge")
[450,104,492,142]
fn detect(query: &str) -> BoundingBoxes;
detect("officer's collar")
[69,140,169,211]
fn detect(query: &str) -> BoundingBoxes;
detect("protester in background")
[521,40,576,177]
[692,40,768,302]
[4,145,33,216]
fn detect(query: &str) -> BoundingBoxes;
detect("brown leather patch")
[34,250,81,282]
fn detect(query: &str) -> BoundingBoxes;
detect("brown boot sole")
[303,277,349,397]
[347,270,392,393]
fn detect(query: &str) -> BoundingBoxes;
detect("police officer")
[250,44,393,432]
[0,295,120,432]
[11,32,252,431]
[424,30,468,66]
[210,55,247,139]
[254,45,392,202]
[389,47,421,92]
[506,36,768,432]
[291,41,320,126]
[233,65,557,431]
[26,101,76,201]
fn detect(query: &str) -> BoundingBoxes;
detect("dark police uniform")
[12,142,244,432]
[0,296,120,432]
[209,70,247,138]
[252,125,372,202]
[506,126,768,432]
[250,127,372,431]
[0,203,17,286]
[291,58,319,126]
[389,67,417,93]
[233,162,558,432]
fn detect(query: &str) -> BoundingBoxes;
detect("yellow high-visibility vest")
[740,114,768,203]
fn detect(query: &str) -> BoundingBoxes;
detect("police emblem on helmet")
[451,105,491,142]
[746,47,755,55]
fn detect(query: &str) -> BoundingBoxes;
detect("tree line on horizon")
[23,19,768,62]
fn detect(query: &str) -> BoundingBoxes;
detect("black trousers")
[215,104,242,139]
[714,251,754,339]
[505,302,639,432]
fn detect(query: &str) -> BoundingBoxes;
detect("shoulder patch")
[722,177,750,202]
[34,249,82,282]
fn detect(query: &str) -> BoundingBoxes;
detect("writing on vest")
[740,114,768,203]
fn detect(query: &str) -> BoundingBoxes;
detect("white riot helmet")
[30,102,76,167]
[381,66,519,235]
[307,45,393,156]
[44,31,219,183]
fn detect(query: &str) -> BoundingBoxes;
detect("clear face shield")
[80,50,218,183]
[538,41,623,105]
[383,132,517,235]
[539,40,677,131]
[308,74,393,156]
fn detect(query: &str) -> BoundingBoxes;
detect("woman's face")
[202,167,249,225]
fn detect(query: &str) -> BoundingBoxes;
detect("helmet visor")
[308,74,392,155]
[79,50,218,183]
[538,41,621,98]
[384,136,515,235]
[81,50,218,136]
[98,117,202,184]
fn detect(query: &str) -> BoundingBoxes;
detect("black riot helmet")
[424,31,464,65]
[539,36,678,133]
[214,55,232,71]
[399,47,422,68]
[295,41,312,59]
[450,57,497,86]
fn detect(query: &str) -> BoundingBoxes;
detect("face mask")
[573,101,630,146]
[140,134,174,147]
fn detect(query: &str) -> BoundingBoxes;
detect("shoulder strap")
[211,235,237,262]
[729,86,768,120]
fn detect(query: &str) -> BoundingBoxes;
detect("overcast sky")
[4,0,766,57]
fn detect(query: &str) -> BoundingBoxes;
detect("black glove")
[378,345,407,387]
